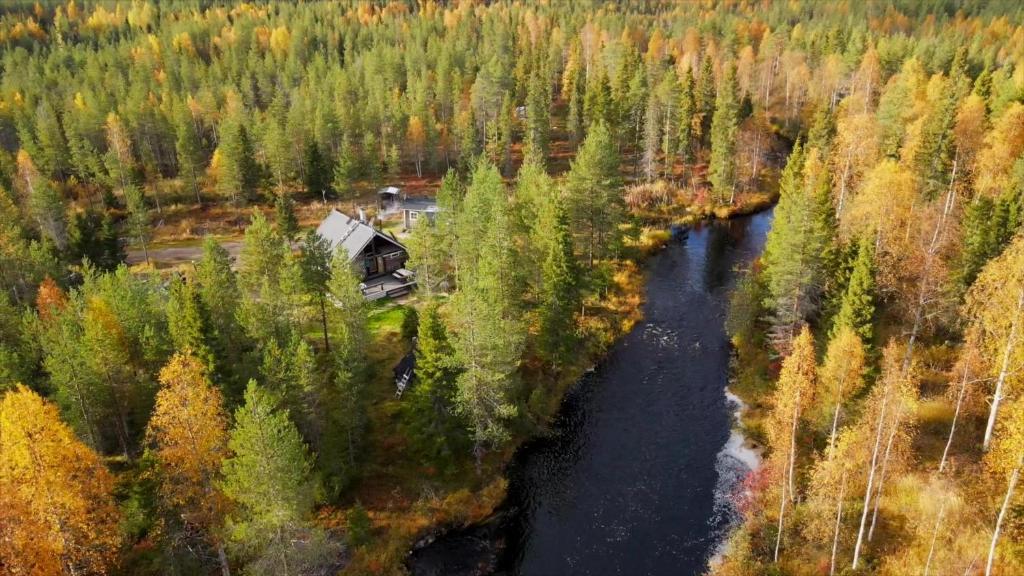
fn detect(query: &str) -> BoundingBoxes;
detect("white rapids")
[707,386,762,567]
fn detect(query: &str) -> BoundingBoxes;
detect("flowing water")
[409,209,774,576]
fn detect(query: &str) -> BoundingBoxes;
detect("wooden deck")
[361,274,416,301]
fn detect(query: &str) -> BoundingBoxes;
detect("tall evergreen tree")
[221,381,338,573]
[302,141,331,200]
[761,142,829,351]
[537,194,580,369]
[407,303,464,460]
[831,237,876,344]
[215,119,260,205]
[564,121,624,267]
[709,63,740,204]
[174,103,204,205]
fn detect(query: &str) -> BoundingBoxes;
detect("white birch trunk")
[868,406,903,542]
[986,461,1021,576]
[830,473,847,576]
[939,361,971,473]
[924,499,946,576]
[983,289,1024,451]
[852,385,891,569]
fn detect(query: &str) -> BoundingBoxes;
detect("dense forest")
[1,1,1024,575]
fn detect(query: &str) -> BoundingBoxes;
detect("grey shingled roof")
[402,198,438,212]
[315,209,405,261]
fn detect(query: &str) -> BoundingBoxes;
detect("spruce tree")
[537,194,580,369]
[407,303,463,460]
[678,68,695,165]
[216,119,260,204]
[302,141,331,200]
[709,63,740,204]
[694,57,715,149]
[831,237,876,345]
[760,141,829,351]
[274,191,299,242]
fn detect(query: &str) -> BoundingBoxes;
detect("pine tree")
[709,63,740,204]
[18,150,68,250]
[524,67,550,159]
[564,121,624,267]
[167,275,215,367]
[328,253,369,369]
[333,137,359,200]
[0,385,121,575]
[194,238,249,401]
[147,353,232,576]
[175,103,204,205]
[123,183,150,266]
[299,230,333,352]
[831,236,876,344]
[34,100,71,181]
[406,210,450,296]
[221,381,327,571]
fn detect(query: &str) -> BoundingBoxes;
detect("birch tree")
[766,326,816,562]
[984,398,1024,576]
[965,234,1024,451]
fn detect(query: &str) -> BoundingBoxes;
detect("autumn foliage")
[0,385,121,575]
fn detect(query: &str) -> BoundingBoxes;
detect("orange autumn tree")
[0,385,121,575]
[146,353,232,576]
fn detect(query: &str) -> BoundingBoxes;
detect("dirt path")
[126,240,244,268]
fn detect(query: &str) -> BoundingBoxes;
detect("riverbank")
[333,196,775,576]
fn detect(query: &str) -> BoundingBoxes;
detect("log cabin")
[315,209,416,300]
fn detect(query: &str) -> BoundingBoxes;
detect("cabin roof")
[402,198,438,212]
[378,185,401,196]
[315,209,405,261]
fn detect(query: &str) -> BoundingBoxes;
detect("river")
[409,209,774,576]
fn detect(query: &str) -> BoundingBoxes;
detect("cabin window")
[410,211,418,220]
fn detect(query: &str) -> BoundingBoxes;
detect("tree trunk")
[830,472,847,576]
[983,288,1024,451]
[774,472,787,563]
[218,545,231,576]
[319,296,330,353]
[852,385,891,569]
[940,361,971,473]
[986,461,1021,576]
[775,390,802,562]
[868,406,903,542]
[923,499,946,576]
[903,162,958,372]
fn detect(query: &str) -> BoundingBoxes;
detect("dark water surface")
[410,210,774,576]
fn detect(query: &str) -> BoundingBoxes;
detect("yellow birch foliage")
[816,325,866,432]
[975,102,1024,197]
[146,353,231,542]
[766,326,817,482]
[0,385,121,575]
